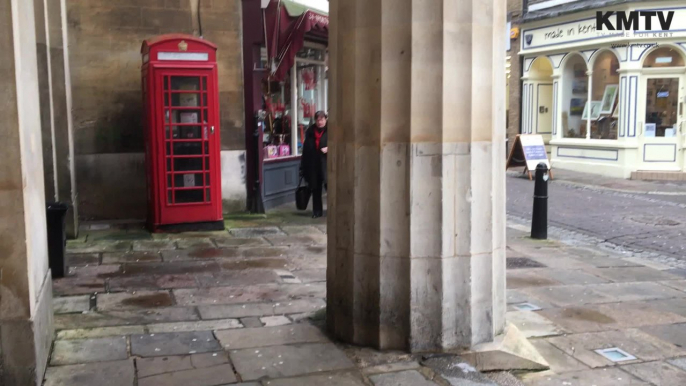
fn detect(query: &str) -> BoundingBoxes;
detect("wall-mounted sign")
[510,26,520,39]
[158,52,209,61]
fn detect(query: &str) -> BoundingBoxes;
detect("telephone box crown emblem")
[178,41,188,51]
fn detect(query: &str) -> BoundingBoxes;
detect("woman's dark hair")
[314,111,327,120]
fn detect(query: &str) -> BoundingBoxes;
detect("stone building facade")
[508,0,524,153]
[68,0,247,220]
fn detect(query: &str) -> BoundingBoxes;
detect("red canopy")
[265,0,328,81]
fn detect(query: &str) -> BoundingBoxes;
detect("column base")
[0,272,54,386]
[461,323,549,372]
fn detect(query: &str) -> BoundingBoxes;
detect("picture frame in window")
[570,98,585,116]
[600,84,619,114]
[582,101,602,120]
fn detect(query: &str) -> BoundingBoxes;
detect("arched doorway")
[638,46,686,171]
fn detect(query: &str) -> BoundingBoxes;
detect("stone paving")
[42,208,686,386]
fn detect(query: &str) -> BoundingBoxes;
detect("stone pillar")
[34,0,79,238]
[0,0,55,384]
[327,0,507,352]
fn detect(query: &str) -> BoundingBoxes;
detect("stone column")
[0,0,55,384]
[327,0,507,352]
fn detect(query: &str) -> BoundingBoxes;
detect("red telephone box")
[141,34,223,231]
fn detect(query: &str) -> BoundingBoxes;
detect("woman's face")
[316,116,327,128]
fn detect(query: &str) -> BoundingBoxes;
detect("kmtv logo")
[596,11,674,31]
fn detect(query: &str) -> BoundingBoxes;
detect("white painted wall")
[220,150,247,212]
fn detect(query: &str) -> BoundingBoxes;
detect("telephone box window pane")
[165,126,170,139]
[167,174,172,188]
[171,76,200,91]
[174,158,203,171]
[203,110,208,123]
[172,110,200,124]
[173,142,202,155]
[205,173,210,186]
[205,157,210,170]
[164,93,169,106]
[206,189,211,202]
[172,93,200,107]
[165,110,170,123]
[202,93,207,106]
[164,77,169,90]
[204,142,209,155]
[167,159,172,171]
[168,191,172,204]
[202,77,207,91]
[166,143,171,155]
[174,173,203,187]
[173,126,201,139]
[175,190,204,203]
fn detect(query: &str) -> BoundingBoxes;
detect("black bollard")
[531,163,549,240]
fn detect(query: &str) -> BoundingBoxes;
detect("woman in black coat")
[300,111,328,218]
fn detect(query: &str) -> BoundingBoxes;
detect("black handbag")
[295,178,311,210]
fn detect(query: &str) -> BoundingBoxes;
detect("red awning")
[265,0,328,82]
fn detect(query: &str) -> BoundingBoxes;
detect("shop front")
[520,1,686,178]
[242,0,328,211]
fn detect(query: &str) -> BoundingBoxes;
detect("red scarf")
[314,128,325,149]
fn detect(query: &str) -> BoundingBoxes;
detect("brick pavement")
[43,208,686,386]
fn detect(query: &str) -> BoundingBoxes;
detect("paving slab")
[261,315,291,327]
[547,329,686,368]
[240,317,263,328]
[529,339,589,374]
[661,280,686,292]
[66,253,100,267]
[640,323,686,348]
[176,238,217,249]
[199,298,326,319]
[97,290,173,311]
[173,283,326,306]
[161,248,240,262]
[293,268,327,283]
[667,357,686,371]
[50,337,129,365]
[146,319,242,333]
[589,282,686,302]
[506,311,565,338]
[54,295,91,314]
[44,359,135,386]
[109,274,198,291]
[138,365,237,386]
[118,261,221,276]
[264,371,367,386]
[215,324,328,350]
[53,276,106,296]
[103,251,162,264]
[534,269,610,285]
[239,246,290,258]
[229,342,354,381]
[195,269,280,287]
[519,285,615,307]
[621,361,686,386]
[213,237,269,247]
[136,355,193,378]
[218,257,290,270]
[313,224,327,233]
[362,361,422,375]
[132,240,177,252]
[265,234,327,246]
[67,264,122,277]
[539,301,686,333]
[55,307,199,329]
[587,267,683,283]
[520,367,649,385]
[57,326,146,340]
[639,297,686,318]
[369,370,439,386]
[279,226,324,235]
[230,226,285,237]
[506,270,563,289]
[572,255,645,268]
[131,331,222,357]
[67,241,132,254]
[421,356,500,385]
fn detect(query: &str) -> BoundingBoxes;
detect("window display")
[561,54,588,138]
[589,51,620,139]
[645,77,679,137]
[261,44,327,160]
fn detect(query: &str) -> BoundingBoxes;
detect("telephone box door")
[155,70,221,224]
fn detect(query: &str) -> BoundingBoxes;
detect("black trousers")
[310,168,326,215]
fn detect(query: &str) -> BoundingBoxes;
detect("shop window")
[643,47,685,68]
[262,44,327,159]
[589,51,619,139]
[645,77,679,137]
[561,53,588,138]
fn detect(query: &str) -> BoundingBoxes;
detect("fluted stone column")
[327,0,507,352]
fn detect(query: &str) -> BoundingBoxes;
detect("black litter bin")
[46,202,68,278]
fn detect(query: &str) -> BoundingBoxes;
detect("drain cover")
[507,257,547,269]
[594,348,637,362]
[629,215,680,226]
